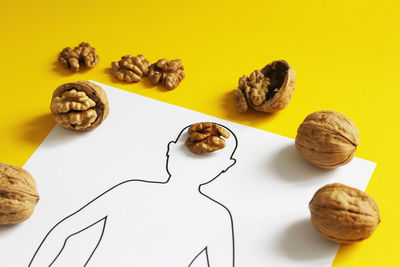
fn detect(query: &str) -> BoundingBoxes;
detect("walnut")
[50,81,109,131]
[111,55,151,83]
[148,59,185,90]
[234,60,296,113]
[309,183,380,244]
[58,42,99,72]
[295,110,360,169]
[0,162,39,225]
[185,122,230,153]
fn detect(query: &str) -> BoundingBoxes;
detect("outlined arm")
[28,182,126,267]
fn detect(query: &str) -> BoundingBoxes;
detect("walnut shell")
[50,81,109,131]
[295,110,360,169]
[235,60,296,113]
[309,183,380,244]
[0,162,39,225]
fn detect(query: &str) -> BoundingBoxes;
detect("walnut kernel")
[295,110,360,169]
[50,81,109,131]
[309,183,380,244]
[111,55,151,83]
[0,162,39,225]
[58,42,99,72]
[235,60,296,113]
[185,122,230,153]
[148,59,185,90]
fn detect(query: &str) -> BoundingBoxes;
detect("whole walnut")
[234,60,296,113]
[295,110,360,169]
[0,162,39,225]
[309,183,380,244]
[50,81,109,131]
[58,42,99,72]
[111,55,151,83]
[148,59,185,90]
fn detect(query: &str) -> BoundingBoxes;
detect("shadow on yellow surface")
[17,113,55,146]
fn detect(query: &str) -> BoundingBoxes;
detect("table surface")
[1,0,399,265]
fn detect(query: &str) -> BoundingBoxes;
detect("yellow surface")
[0,0,399,265]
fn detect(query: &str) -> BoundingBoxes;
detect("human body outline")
[29,123,238,267]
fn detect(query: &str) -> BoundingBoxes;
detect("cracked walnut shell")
[295,110,360,169]
[58,42,99,72]
[50,81,109,131]
[309,183,380,244]
[149,59,185,90]
[0,162,39,225]
[235,60,296,113]
[185,122,230,153]
[111,55,151,83]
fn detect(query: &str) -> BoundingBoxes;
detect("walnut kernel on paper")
[235,60,296,113]
[0,162,39,225]
[58,42,99,72]
[50,81,109,131]
[149,59,185,90]
[185,122,230,153]
[309,183,380,244]
[111,55,151,83]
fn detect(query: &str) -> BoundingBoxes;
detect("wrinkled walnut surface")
[235,60,296,113]
[309,183,380,244]
[295,110,360,169]
[0,162,39,225]
[58,42,99,72]
[50,81,109,131]
[185,122,230,153]
[111,55,151,83]
[149,59,185,90]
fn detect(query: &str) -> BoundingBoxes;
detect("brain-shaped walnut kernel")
[111,55,151,83]
[235,60,296,113]
[58,42,99,72]
[148,59,185,90]
[50,81,109,131]
[309,183,380,244]
[0,162,39,225]
[185,122,230,153]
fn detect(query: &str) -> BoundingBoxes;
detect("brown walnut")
[309,183,380,244]
[234,60,296,113]
[148,59,185,90]
[0,162,39,225]
[50,81,109,131]
[185,122,230,153]
[58,42,99,72]
[111,55,151,83]
[295,110,360,169]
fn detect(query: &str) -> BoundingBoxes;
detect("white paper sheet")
[0,82,376,267]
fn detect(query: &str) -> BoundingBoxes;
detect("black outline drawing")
[29,123,238,267]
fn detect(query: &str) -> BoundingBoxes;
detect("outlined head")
[166,122,238,185]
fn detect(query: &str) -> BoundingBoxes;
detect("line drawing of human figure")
[28,123,238,267]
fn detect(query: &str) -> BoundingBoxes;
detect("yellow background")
[0,0,399,265]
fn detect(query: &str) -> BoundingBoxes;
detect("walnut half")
[148,59,185,90]
[111,55,151,83]
[50,81,109,131]
[185,122,230,153]
[58,42,99,72]
[235,60,296,113]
